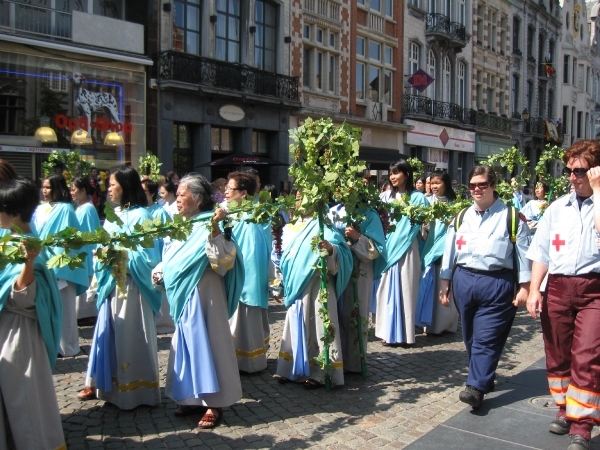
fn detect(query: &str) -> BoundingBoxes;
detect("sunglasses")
[468,182,490,190]
[562,167,588,178]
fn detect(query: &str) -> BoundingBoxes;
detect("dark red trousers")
[541,273,600,440]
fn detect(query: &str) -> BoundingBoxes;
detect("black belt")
[458,266,512,275]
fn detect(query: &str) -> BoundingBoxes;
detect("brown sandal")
[77,387,96,400]
[198,408,222,429]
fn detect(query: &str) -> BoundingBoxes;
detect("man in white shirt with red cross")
[527,139,600,450]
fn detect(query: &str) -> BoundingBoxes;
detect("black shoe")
[567,434,590,450]
[548,416,570,435]
[459,386,483,410]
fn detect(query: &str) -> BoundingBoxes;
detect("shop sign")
[405,119,475,153]
[219,105,245,122]
[0,145,69,154]
[407,69,434,93]
[54,114,132,133]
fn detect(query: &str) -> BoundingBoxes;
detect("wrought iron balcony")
[523,116,546,136]
[403,94,512,133]
[157,51,299,101]
[425,13,467,47]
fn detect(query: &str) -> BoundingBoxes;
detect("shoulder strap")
[453,207,469,231]
[506,205,517,244]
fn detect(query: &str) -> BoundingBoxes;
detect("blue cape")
[280,218,353,308]
[231,214,270,309]
[95,206,162,314]
[34,202,89,295]
[374,190,428,275]
[162,212,245,323]
[75,203,101,277]
[0,234,62,369]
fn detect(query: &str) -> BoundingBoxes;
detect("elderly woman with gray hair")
[152,173,244,429]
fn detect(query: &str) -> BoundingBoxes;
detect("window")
[443,57,451,103]
[500,16,507,53]
[357,37,365,56]
[526,80,533,112]
[385,0,393,16]
[42,70,68,92]
[577,111,582,138]
[252,131,268,154]
[371,0,381,12]
[476,70,483,109]
[329,55,335,91]
[486,73,495,112]
[369,66,380,101]
[537,82,546,118]
[457,62,465,108]
[527,26,535,58]
[429,0,437,14]
[499,78,505,114]
[173,0,201,55]
[547,90,554,119]
[216,0,240,63]
[303,24,310,39]
[370,42,381,61]
[444,0,452,18]
[586,67,591,93]
[211,127,232,152]
[512,17,521,53]
[303,48,311,88]
[173,124,193,176]
[573,58,577,87]
[512,74,519,115]
[563,106,568,134]
[564,55,570,83]
[329,33,335,47]
[317,28,323,43]
[489,10,497,51]
[458,0,466,25]
[316,51,323,89]
[408,43,420,96]
[578,63,584,90]
[0,87,22,134]
[426,50,436,98]
[255,1,276,72]
[357,63,365,99]
[384,70,392,105]
[385,46,393,65]
[476,5,484,44]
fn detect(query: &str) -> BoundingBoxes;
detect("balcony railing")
[523,116,547,136]
[0,0,72,39]
[157,51,299,101]
[402,94,511,132]
[425,13,467,44]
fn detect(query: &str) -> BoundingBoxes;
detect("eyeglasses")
[562,167,588,178]
[225,187,241,192]
[468,182,490,190]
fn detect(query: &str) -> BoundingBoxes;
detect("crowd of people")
[0,139,598,450]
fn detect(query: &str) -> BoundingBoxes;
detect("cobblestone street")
[54,301,546,449]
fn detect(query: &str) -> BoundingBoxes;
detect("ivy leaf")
[104,203,123,226]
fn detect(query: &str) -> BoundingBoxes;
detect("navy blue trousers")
[452,266,517,393]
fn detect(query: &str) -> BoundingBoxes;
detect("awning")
[200,153,288,167]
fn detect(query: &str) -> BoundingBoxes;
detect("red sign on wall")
[407,69,435,93]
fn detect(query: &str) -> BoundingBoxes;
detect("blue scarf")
[75,203,101,277]
[162,212,244,323]
[95,206,162,313]
[280,217,353,308]
[374,190,428,275]
[0,234,62,369]
[231,214,270,309]
[35,202,89,295]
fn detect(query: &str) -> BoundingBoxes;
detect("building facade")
[0,1,150,179]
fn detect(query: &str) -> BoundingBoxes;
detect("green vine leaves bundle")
[138,154,163,182]
[42,150,93,183]
[482,146,530,203]
[407,157,425,181]
[535,144,568,203]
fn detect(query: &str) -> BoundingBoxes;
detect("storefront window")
[211,127,232,152]
[0,51,146,170]
[173,123,193,176]
[252,131,268,154]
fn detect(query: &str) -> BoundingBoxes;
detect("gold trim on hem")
[236,347,266,358]
[111,377,160,392]
[278,351,343,369]
[55,444,67,450]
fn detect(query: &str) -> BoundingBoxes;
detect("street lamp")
[522,108,530,121]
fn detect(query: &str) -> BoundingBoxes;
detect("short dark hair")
[109,165,147,208]
[71,176,94,196]
[161,181,177,195]
[44,174,71,203]
[141,178,159,202]
[179,174,215,212]
[228,172,257,196]
[389,159,415,193]
[0,159,17,181]
[468,165,497,187]
[0,178,40,222]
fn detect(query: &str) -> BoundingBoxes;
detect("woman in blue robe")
[154,174,243,429]
[374,159,428,346]
[78,165,162,410]
[33,173,89,357]
[225,172,271,373]
[273,193,353,388]
[0,178,65,449]
[415,170,459,334]
[71,176,101,321]
[142,178,175,334]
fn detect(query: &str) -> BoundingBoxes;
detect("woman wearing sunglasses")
[526,140,600,450]
[438,165,532,410]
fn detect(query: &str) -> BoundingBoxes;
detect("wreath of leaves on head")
[482,146,530,203]
[42,150,92,183]
[535,144,569,203]
[138,154,163,182]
